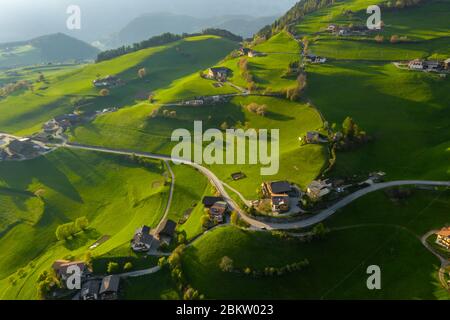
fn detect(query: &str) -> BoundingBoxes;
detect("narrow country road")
[154,160,175,234]
[61,142,450,231]
[118,265,161,278]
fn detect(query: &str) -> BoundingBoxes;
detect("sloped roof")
[437,227,450,237]
[100,275,120,294]
[159,219,177,237]
[270,181,292,194]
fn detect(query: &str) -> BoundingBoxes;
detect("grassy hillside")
[0,35,239,135]
[0,149,170,299]
[300,0,450,61]
[307,61,449,181]
[0,33,99,69]
[221,31,301,92]
[71,95,328,198]
[183,188,450,300]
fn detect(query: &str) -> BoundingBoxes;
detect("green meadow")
[0,0,448,301]
[182,188,450,299]
[0,149,171,299]
[0,35,238,135]
[300,0,450,61]
[297,0,450,40]
[71,95,328,199]
[306,61,450,181]
[221,31,301,92]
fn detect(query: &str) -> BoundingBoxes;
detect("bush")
[138,68,147,79]
[374,35,384,43]
[99,88,110,96]
[107,262,120,274]
[123,262,133,272]
[75,216,89,231]
[246,103,267,116]
[219,256,234,272]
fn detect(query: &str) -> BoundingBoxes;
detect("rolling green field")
[71,95,328,199]
[306,61,450,181]
[0,35,238,135]
[221,31,301,92]
[182,189,450,299]
[0,0,448,301]
[0,149,171,299]
[301,0,450,61]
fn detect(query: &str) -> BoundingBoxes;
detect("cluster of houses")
[239,47,264,58]
[182,95,229,106]
[93,75,123,88]
[327,24,375,36]
[435,227,450,250]
[37,108,118,142]
[205,67,232,82]
[131,219,177,253]
[408,59,450,72]
[52,260,120,300]
[43,113,81,134]
[0,135,49,161]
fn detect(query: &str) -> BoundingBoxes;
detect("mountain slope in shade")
[0,33,99,69]
[97,13,277,49]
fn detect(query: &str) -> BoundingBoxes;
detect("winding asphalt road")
[61,142,450,231]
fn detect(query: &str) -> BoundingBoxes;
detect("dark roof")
[133,226,153,245]
[210,202,227,215]
[209,67,231,74]
[159,219,177,237]
[137,225,151,235]
[270,181,292,194]
[202,196,224,207]
[81,280,101,297]
[100,275,120,295]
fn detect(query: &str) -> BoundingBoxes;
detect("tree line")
[96,29,243,63]
[55,216,89,241]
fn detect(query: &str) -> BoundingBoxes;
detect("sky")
[0,0,299,43]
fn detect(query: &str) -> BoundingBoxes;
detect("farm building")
[6,138,48,159]
[307,180,332,201]
[131,225,154,252]
[300,131,329,144]
[52,260,90,286]
[93,75,121,88]
[209,201,228,223]
[99,275,120,300]
[436,227,450,249]
[424,60,444,71]
[408,59,424,70]
[206,67,231,82]
[327,24,337,32]
[445,58,450,70]
[261,181,293,213]
[80,279,101,301]
[157,219,177,246]
[202,196,224,208]
[305,55,327,64]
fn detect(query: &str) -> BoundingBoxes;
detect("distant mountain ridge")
[95,12,278,49]
[0,33,99,69]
